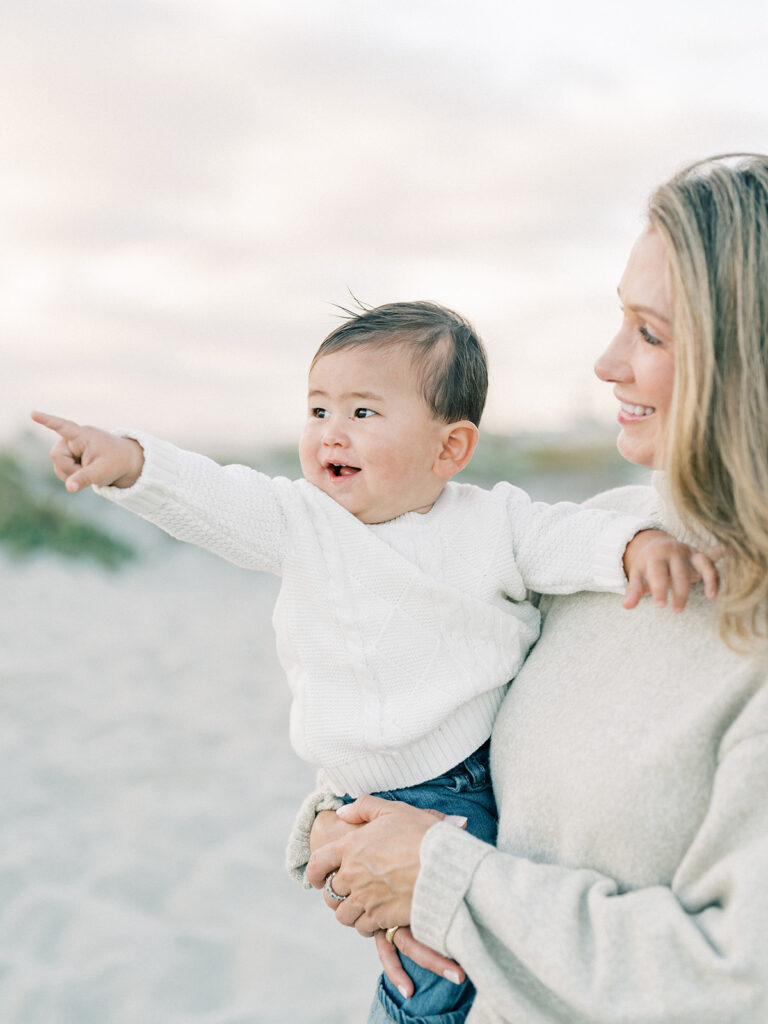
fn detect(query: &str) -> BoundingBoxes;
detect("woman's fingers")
[307,844,342,889]
[321,869,350,909]
[396,927,465,983]
[307,799,395,886]
[332,894,365,927]
[334,793,401,826]
[375,930,413,999]
[375,927,467,994]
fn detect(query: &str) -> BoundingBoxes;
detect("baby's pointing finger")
[30,410,82,439]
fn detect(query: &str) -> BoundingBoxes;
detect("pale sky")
[3,0,768,453]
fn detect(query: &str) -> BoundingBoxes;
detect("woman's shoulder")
[580,483,660,519]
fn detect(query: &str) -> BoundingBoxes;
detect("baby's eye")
[311,407,329,419]
[639,325,662,346]
[353,408,377,419]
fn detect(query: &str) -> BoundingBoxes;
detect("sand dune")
[0,528,378,1023]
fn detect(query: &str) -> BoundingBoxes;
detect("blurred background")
[2,1,768,1022]
[4,0,768,451]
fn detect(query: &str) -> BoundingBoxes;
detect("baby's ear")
[433,421,479,479]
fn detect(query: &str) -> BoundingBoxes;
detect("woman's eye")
[353,408,377,419]
[639,325,662,346]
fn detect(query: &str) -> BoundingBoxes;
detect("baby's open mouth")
[328,463,360,477]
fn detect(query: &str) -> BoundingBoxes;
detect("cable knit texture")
[96,432,649,795]
[411,479,768,1023]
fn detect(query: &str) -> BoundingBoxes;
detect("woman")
[296,154,768,1023]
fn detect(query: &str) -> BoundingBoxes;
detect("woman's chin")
[616,432,661,470]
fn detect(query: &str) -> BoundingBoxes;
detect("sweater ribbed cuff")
[412,821,494,955]
[285,789,344,888]
[92,430,183,515]
[591,514,661,591]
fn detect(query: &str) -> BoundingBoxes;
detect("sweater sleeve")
[502,484,658,594]
[93,431,289,574]
[412,729,768,1023]
[285,788,344,888]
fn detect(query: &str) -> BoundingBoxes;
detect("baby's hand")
[30,411,145,492]
[622,529,719,612]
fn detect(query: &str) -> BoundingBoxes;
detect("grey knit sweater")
[412,480,768,1023]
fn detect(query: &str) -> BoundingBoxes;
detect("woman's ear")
[433,421,479,479]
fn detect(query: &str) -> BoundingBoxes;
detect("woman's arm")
[309,730,768,1023]
[413,732,768,1023]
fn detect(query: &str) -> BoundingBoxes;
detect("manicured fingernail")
[444,815,467,828]
[443,969,461,984]
[398,985,409,998]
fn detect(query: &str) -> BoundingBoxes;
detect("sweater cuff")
[285,789,344,888]
[590,514,660,591]
[412,821,494,954]
[92,430,183,515]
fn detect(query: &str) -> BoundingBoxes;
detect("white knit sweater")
[96,433,648,795]
[412,479,768,1023]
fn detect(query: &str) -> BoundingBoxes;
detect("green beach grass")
[0,449,135,569]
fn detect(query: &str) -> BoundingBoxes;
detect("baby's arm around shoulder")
[502,485,717,612]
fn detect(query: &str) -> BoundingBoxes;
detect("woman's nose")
[594,331,632,384]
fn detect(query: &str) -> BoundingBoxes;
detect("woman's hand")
[310,808,360,853]
[306,795,441,934]
[375,927,465,998]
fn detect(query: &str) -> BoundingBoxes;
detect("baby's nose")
[322,418,349,445]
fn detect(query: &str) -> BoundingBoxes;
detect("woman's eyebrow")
[616,287,670,324]
[628,303,670,324]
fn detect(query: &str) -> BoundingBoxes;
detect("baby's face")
[299,344,448,524]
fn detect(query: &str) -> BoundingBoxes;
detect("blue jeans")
[343,740,497,1024]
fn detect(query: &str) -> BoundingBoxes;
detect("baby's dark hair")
[311,300,488,426]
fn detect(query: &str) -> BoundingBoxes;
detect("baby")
[32,300,716,1023]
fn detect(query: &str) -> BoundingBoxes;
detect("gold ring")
[385,925,400,944]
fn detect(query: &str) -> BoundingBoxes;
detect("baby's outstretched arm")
[30,411,145,492]
[622,529,719,613]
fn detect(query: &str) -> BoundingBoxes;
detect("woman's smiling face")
[594,228,675,469]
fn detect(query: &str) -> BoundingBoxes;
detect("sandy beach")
[0,508,378,1023]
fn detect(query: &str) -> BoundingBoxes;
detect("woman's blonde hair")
[648,154,768,648]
